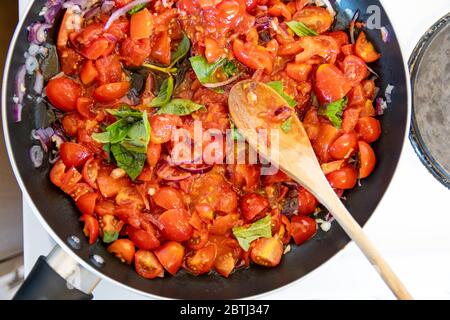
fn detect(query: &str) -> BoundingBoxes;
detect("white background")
[19,0,450,299]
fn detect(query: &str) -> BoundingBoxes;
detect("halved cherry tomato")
[151,31,171,65]
[146,142,161,167]
[97,166,131,198]
[76,192,98,216]
[108,239,136,265]
[355,117,381,143]
[130,8,153,40]
[342,55,368,86]
[358,141,376,179]
[326,166,358,189]
[152,187,185,210]
[240,193,269,221]
[60,167,82,193]
[213,237,242,277]
[355,31,380,63]
[95,200,116,216]
[313,123,340,163]
[227,164,260,192]
[154,241,185,275]
[188,229,209,250]
[210,214,240,235]
[342,106,362,133]
[62,113,81,137]
[116,186,145,210]
[121,38,152,67]
[295,36,339,64]
[60,142,92,167]
[205,37,224,63]
[268,3,292,20]
[285,63,312,82]
[76,97,95,119]
[185,243,217,275]
[100,214,124,240]
[341,43,354,56]
[80,60,98,86]
[127,226,160,250]
[329,133,358,160]
[327,31,349,47]
[82,158,100,189]
[46,77,82,112]
[81,214,99,245]
[50,160,67,187]
[93,82,130,103]
[297,187,318,216]
[95,54,123,84]
[293,6,333,34]
[233,39,273,74]
[303,108,320,141]
[159,209,193,242]
[250,237,283,267]
[82,38,115,60]
[315,64,352,104]
[107,18,130,41]
[150,114,182,144]
[291,216,317,246]
[134,250,164,279]
[67,183,94,201]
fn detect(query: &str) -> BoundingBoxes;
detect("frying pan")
[2,0,410,299]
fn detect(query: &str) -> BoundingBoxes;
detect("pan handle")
[13,246,100,300]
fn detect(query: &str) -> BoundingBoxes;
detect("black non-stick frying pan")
[2,0,409,299]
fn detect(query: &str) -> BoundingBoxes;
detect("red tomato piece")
[250,237,283,267]
[342,55,368,86]
[313,123,340,163]
[188,229,209,250]
[80,60,98,86]
[82,158,100,189]
[127,226,160,250]
[297,187,319,216]
[134,250,164,279]
[60,142,92,167]
[96,166,131,198]
[294,6,333,33]
[326,166,358,189]
[210,214,240,236]
[81,214,99,245]
[315,64,352,104]
[185,244,217,275]
[130,8,153,40]
[76,97,95,119]
[355,31,381,63]
[95,55,123,84]
[50,160,67,187]
[291,216,317,246]
[152,187,185,210]
[356,117,382,143]
[154,241,185,276]
[233,39,273,74]
[150,114,182,144]
[108,239,136,265]
[121,38,152,67]
[159,209,193,242]
[150,31,171,65]
[240,193,269,221]
[93,82,130,103]
[76,192,98,216]
[46,77,82,112]
[358,141,376,179]
[329,133,359,160]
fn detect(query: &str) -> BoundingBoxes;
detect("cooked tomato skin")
[159,209,193,242]
[46,77,82,112]
[50,160,67,187]
[232,39,273,74]
[293,6,333,34]
[154,241,185,275]
[329,133,358,160]
[250,237,283,267]
[326,166,358,189]
[240,193,269,221]
[135,250,164,279]
[60,142,92,167]
[108,239,136,265]
[152,187,185,210]
[291,216,317,246]
[356,117,382,143]
[93,82,130,102]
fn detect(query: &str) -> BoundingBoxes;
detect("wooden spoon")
[229,80,412,300]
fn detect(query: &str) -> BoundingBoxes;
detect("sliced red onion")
[34,71,45,94]
[366,65,380,79]
[30,145,44,168]
[178,163,213,174]
[385,84,395,103]
[349,10,360,44]
[157,162,192,181]
[44,1,63,24]
[103,32,118,43]
[376,97,387,116]
[146,214,165,231]
[33,127,55,152]
[83,5,101,19]
[13,104,23,123]
[101,0,116,13]
[29,23,52,45]
[104,0,152,30]
[15,65,26,104]
[380,26,390,43]
[202,73,242,89]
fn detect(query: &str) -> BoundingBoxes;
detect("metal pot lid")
[409,13,450,189]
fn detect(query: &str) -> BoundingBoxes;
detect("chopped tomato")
[152,187,185,210]
[81,214,99,245]
[150,114,182,144]
[93,82,130,103]
[76,97,95,119]
[188,228,209,250]
[146,142,161,167]
[60,142,92,167]
[46,77,82,112]
[127,226,160,250]
[297,187,318,216]
[130,8,153,40]
[315,64,352,104]
[97,166,131,198]
[159,209,193,242]
[326,166,358,189]
[250,237,283,267]
[285,63,312,82]
[50,160,67,187]
[60,167,82,193]
[81,38,115,60]
[342,55,368,86]
[233,39,273,74]
[150,31,171,65]
[355,31,380,63]
[185,244,217,275]
[291,216,317,246]
[82,158,100,189]
[154,241,185,275]
[342,106,362,134]
[329,133,358,160]
[108,239,136,265]
[210,214,240,235]
[67,183,94,201]
[240,193,269,221]
[213,237,242,277]
[80,60,98,85]
[327,31,349,47]
[295,36,339,64]
[204,37,224,63]
[313,123,340,163]
[121,38,152,67]
[356,117,381,143]
[358,141,376,179]
[76,192,98,216]
[95,199,116,216]
[293,6,333,34]
[135,250,164,279]
[95,55,123,84]
[62,113,82,137]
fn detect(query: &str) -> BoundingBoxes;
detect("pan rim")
[2,0,412,299]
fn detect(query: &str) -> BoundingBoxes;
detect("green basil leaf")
[318,97,348,129]
[170,33,191,67]
[223,60,239,78]
[91,132,111,143]
[103,231,119,244]
[106,119,131,144]
[266,81,297,107]
[106,108,142,119]
[111,144,146,180]
[281,117,293,133]
[286,21,318,37]
[157,99,205,116]
[128,3,147,14]
[150,76,174,107]
[232,215,272,251]
[189,55,226,84]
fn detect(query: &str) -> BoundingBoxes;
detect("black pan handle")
[13,247,100,300]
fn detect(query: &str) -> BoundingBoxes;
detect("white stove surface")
[19,0,450,300]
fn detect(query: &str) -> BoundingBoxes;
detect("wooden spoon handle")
[322,194,413,300]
